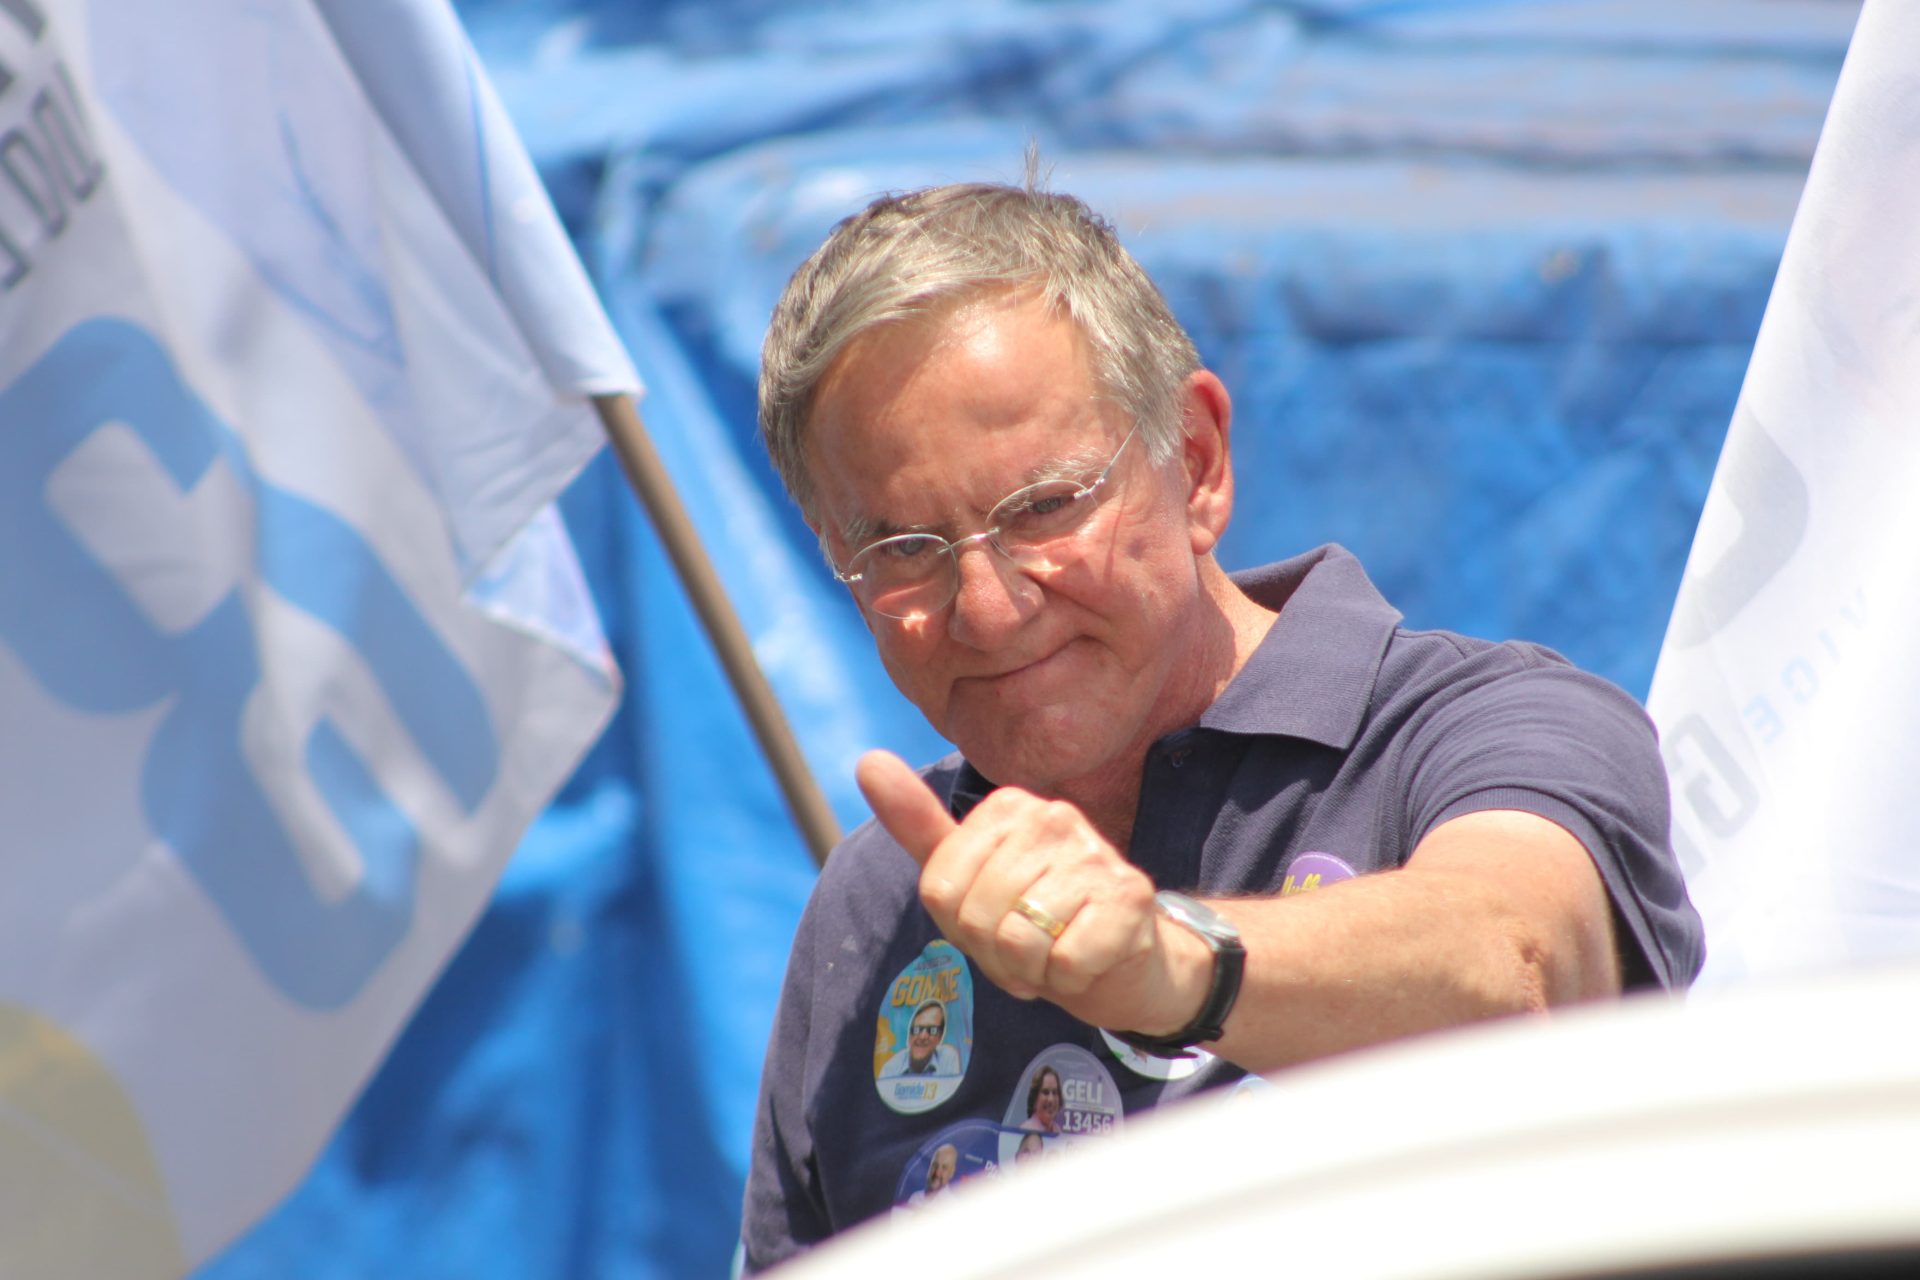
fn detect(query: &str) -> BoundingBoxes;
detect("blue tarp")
[199,1,1856,1275]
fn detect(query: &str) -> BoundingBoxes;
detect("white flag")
[1647,0,1920,992]
[0,0,635,1272]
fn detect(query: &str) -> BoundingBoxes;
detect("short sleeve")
[1399,648,1705,990]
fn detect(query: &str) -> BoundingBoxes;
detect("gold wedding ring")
[1010,895,1068,941]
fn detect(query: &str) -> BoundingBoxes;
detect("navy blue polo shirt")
[742,545,1703,1271]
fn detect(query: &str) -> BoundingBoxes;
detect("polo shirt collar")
[945,543,1399,813]
[1201,544,1401,749]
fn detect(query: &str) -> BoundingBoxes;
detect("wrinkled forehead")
[800,295,1122,541]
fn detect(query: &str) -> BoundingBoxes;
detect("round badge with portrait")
[997,1044,1122,1165]
[890,1119,1005,1213]
[873,940,973,1115]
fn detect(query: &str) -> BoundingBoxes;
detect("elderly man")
[741,180,1702,1269]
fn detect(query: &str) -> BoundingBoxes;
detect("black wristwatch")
[1108,891,1245,1059]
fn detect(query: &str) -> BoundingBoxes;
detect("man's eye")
[877,535,943,561]
[1000,484,1086,534]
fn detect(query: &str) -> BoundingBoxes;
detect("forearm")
[1144,809,1623,1075]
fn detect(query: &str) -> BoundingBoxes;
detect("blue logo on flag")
[0,317,497,1007]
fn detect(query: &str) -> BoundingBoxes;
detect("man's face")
[907,1008,945,1067]
[805,293,1220,796]
[927,1146,957,1192]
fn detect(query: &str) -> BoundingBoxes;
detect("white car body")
[774,961,1920,1278]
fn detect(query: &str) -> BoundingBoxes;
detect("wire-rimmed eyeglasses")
[833,425,1141,621]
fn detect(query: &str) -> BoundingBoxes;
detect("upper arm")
[1398,655,1704,991]
[1408,807,1623,1005]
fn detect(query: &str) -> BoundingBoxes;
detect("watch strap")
[1108,893,1246,1058]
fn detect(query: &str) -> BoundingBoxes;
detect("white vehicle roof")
[775,961,1920,1279]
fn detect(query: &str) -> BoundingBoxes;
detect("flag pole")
[593,393,841,867]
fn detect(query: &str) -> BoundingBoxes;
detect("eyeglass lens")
[844,427,1137,621]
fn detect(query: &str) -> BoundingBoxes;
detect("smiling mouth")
[972,641,1074,683]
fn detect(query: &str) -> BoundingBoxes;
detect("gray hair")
[758,178,1201,518]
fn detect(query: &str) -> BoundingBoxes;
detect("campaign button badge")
[874,940,973,1115]
[997,1043,1122,1165]
[1281,851,1357,896]
[892,1119,1006,1212]
[1098,1028,1214,1081]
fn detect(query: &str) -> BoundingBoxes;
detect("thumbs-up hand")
[856,749,1205,1032]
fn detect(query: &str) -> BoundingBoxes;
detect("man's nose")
[944,534,1038,646]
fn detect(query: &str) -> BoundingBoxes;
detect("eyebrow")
[839,510,921,548]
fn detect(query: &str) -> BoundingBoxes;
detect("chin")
[943,691,1134,792]
[958,737,1094,796]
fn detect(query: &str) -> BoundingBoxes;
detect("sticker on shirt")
[1281,851,1358,896]
[1228,1072,1273,1101]
[891,1119,1004,1212]
[873,940,973,1115]
[997,1044,1122,1164]
[1097,1028,1215,1081]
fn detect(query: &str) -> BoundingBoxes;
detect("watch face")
[1155,891,1241,942]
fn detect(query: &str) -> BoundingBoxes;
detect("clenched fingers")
[911,786,1158,1007]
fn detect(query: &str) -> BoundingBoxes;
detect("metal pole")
[592,393,840,866]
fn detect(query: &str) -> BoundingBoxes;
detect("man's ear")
[1179,369,1234,556]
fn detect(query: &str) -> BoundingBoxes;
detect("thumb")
[856,749,957,866]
